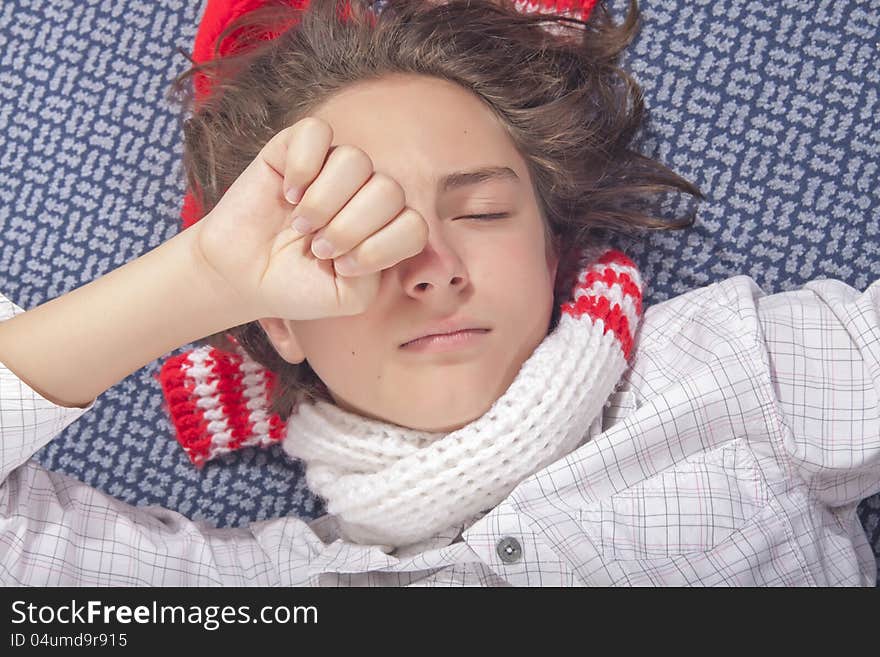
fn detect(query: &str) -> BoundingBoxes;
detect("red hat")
[160,0,600,468]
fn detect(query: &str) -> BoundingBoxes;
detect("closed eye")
[459,212,511,221]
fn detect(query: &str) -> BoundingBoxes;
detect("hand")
[192,116,428,321]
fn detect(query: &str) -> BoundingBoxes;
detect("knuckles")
[294,115,333,141]
[329,143,374,173]
[367,172,406,209]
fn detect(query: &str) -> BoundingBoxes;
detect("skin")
[259,73,559,433]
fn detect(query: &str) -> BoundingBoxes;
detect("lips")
[400,321,490,348]
[400,329,492,353]
[402,328,490,348]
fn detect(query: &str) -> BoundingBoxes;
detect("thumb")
[213,120,332,243]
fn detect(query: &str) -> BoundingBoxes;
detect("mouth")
[400,328,491,351]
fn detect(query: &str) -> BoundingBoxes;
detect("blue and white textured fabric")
[0,0,877,580]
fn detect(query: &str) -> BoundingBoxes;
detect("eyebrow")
[438,166,520,194]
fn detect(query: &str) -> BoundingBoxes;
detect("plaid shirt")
[2,274,879,586]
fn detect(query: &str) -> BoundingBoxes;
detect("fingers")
[271,116,429,279]
[333,208,429,278]
[307,172,406,260]
[288,143,375,238]
[260,116,335,206]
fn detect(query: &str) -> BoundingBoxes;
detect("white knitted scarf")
[280,244,644,549]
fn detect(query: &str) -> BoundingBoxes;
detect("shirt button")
[496,536,523,564]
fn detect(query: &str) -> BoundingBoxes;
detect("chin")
[395,396,493,433]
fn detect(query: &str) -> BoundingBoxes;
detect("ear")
[257,318,306,364]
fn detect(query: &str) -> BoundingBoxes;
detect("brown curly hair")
[165,0,704,420]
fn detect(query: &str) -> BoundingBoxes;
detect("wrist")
[179,220,262,333]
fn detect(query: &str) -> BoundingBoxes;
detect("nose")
[397,222,470,297]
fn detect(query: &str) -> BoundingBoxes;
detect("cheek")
[497,240,556,300]
[294,316,374,373]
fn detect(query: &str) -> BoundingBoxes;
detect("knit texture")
[158,340,288,467]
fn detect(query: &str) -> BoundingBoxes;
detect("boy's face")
[259,73,559,432]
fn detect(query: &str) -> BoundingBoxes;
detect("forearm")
[0,224,255,409]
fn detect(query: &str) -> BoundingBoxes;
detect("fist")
[192,116,428,321]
